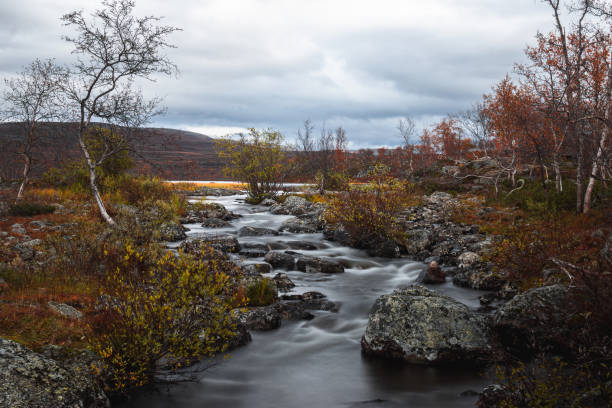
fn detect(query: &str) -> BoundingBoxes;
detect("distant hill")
[0,123,226,180]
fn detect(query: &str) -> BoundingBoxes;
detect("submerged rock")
[0,339,109,408]
[361,285,493,365]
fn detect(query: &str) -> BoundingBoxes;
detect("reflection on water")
[121,195,489,408]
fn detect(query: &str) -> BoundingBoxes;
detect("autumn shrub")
[89,244,243,392]
[485,212,605,289]
[325,164,416,247]
[246,278,277,306]
[8,202,56,216]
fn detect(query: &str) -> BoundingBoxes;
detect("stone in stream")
[293,252,345,274]
[239,248,268,258]
[201,218,231,228]
[238,306,282,331]
[180,236,241,255]
[264,250,344,274]
[238,226,279,237]
[417,261,446,284]
[272,273,295,291]
[279,217,317,234]
[264,251,296,269]
[361,285,493,365]
[158,221,188,242]
[240,262,272,275]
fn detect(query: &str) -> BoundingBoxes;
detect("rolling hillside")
[0,123,226,180]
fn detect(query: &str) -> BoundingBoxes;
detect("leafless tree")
[296,120,348,194]
[397,116,416,148]
[461,103,494,157]
[1,59,66,201]
[60,0,180,225]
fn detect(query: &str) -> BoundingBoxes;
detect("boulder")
[404,229,432,255]
[366,239,401,258]
[48,301,83,320]
[264,251,296,270]
[418,261,446,284]
[158,222,187,242]
[452,263,506,291]
[361,285,493,365]
[238,306,282,331]
[457,251,481,268]
[260,198,276,206]
[201,218,231,228]
[238,226,279,237]
[279,217,317,234]
[240,262,272,275]
[323,224,352,246]
[293,252,345,274]
[276,291,338,319]
[272,273,295,291]
[0,339,109,408]
[493,284,570,356]
[180,236,241,255]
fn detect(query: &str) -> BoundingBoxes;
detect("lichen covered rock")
[361,285,492,365]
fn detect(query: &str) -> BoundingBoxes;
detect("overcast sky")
[0,0,557,148]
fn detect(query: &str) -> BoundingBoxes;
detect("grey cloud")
[1,0,556,147]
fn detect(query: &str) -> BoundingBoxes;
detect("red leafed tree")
[429,117,472,160]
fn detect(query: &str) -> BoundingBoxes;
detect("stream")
[122,194,490,408]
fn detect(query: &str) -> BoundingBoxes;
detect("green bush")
[8,202,56,216]
[246,278,277,306]
[90,245,242,392]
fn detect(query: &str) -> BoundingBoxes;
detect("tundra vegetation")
[0,0,610,406]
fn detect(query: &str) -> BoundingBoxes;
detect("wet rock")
[260,198,276,206]
[238,226,279,237]
[457,251,481,268]
[361,285,493,365]
[239,248,268,258]
[180,236,241,254]
[240,262,272,275]
[323,224,352,246]
[238,306,282,331]
[404,229,432,255]
[276,291,338,319]
[48,301,83,319]
[180,202,239,223]
[493,284,570,356]
[284,241,321,250]
[279,217,317,234]
[264,251,296,269]
[0,338,109,408]
[293,252,344,274]
[226,322,252,350]
[418,261,446,284]
[270,195,311,216]
[201,218,231,228]
[366,239,401,258]
[272,273,295,291]
[158,221,188,242]
[452,263,506,291]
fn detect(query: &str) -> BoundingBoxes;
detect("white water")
[122,194,490,408]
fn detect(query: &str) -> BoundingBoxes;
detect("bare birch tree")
[60,0,180,225]
[1,59,65,200]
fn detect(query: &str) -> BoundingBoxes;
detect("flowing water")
[123,194,490,408]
